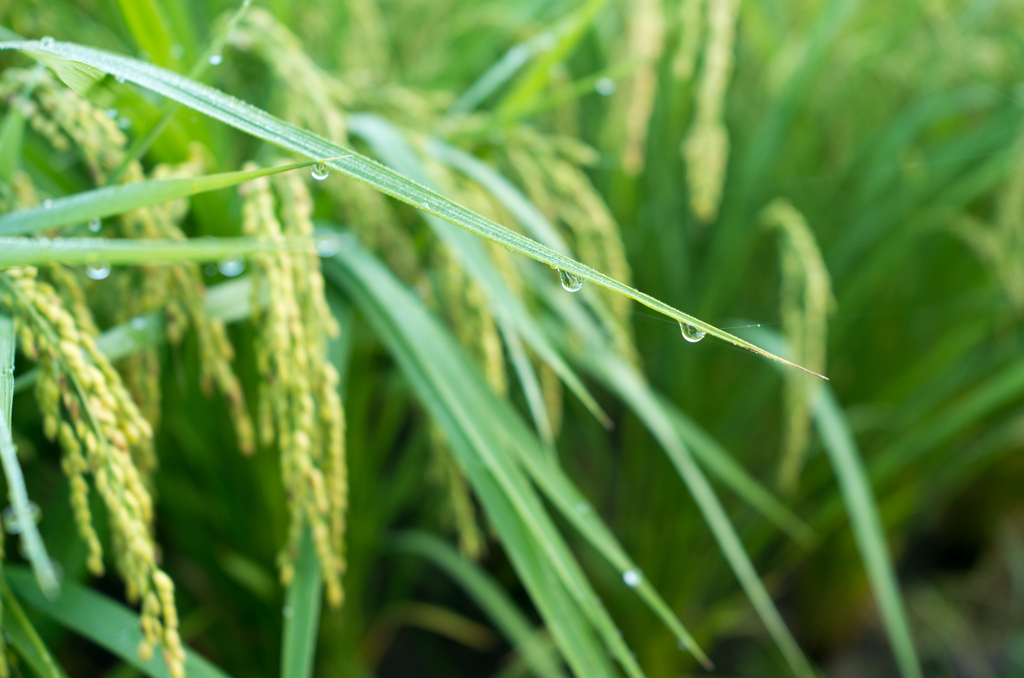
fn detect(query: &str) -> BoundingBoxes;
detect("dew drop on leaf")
[622,569,642,587]
[2,502,41,535]
[40,36,54,48]
[595,77,616,96]
[88,218,101,232]
[311,163,330,181]
[558,269,583,293]
[679,322,705,343]
[218,254,245,277]
[314,235,341,257]
[87,262,112,280]
[208,54,223,66]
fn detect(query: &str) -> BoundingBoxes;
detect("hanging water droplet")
[130,317,147,331]
[622,569,642,587]
[118,117,132,130]
[208,53,223,66]
[314,235,341,257]
[40,36,55,48]
[218,253,245,277]
[88,218,101,233]
[42,199,53,209]
[679,322,705,343]
[2,502,42,535]
[558,269,583,293]
[86,262,112,280]
[105,108,118,120]
[115,75,126,84]
[595,77,617,96]
[310,163,329,181]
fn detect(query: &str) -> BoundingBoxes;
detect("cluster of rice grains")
[0,67,260,676]
[761,199,834,495]
[239,167,348,607]
[0,268,186,677]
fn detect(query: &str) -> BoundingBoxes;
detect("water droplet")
[40,36,54,48]
[130,317,147,331]
[205,264,217,277]
[314,235,341,257]
[88,218,101,233]
[218,253,245,277]
[3,502,41,535]
[558,269,583,293]
[115,75,126,84]
[105,108,118,119]
[622,569,642,587]
[310,163,329,181]
[679,322,705,343]
[595,77,616,96]
[118,117,132,130]
[208,53,223,66]
[170,44,185,60]
[42,199,53,209]
[282,606,294,618]
[86,262,112,280]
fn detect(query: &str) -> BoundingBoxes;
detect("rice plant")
[0,1,1022,677]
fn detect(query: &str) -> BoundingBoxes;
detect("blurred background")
[3,0,1024,676]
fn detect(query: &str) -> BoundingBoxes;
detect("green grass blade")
[323,234,640,678]
[0,313,60,599]
[0,235,317,267]
[494,0,608,119]
[812,389,923,678]
[745,327,922,678]
[0,573,67,678]
[115,0,176,69]
[0,158,337,236]
[536,286,813,676]
[495,316,556,450]
[661,400,818,550]
[0,38,824,379]
[390,531,566,678]
[7,567,235,678]
[281,525,323,678]
[571,357,815,678]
